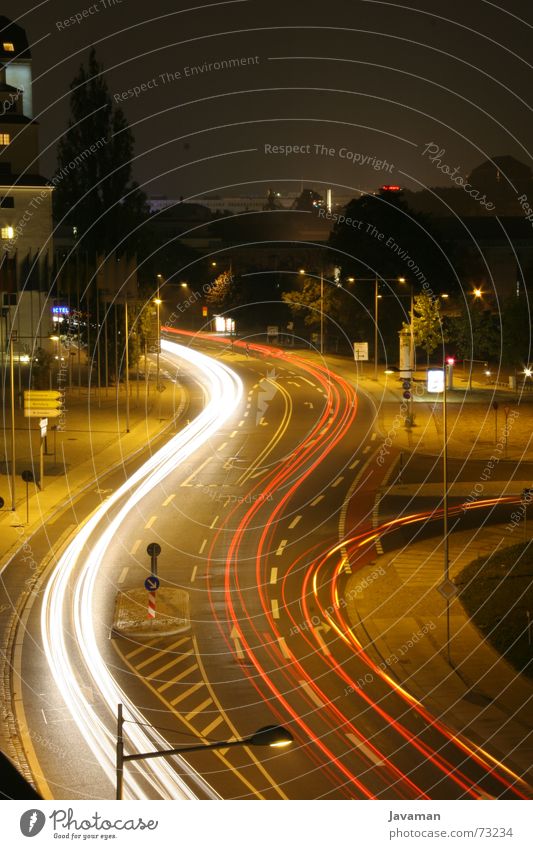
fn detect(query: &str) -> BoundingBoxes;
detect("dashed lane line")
[269,568,278,584]
[298,680,325,709]
[331,477,344,488]
[275,540,288,556]
[118,567,129,584]
[271,599,280,619]
[199,538,208,554]
[288,515,302,529]
[311,495,324,507]
[345,733,385,766]
[162,493,176,506]
[130,539,142,555]
[144,516,158,529]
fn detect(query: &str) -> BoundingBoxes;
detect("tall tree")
[447,302,500,361]
[54,48,149,255]
[405,293,448,364]
[282,275,343,331]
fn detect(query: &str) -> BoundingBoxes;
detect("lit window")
[0,134,10,146]
[3,43,14,52]
[1,226,14,239]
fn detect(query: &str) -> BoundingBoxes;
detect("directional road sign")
[24,390,63,419]
[144,575,160,592]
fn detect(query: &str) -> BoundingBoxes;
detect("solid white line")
[311,495,324,507]
[331,477,344,488]
[270,568,278,584]
[118,567,129,584]
[199,539,208,554]
[288,515,302,529]
[345,733,385,766]
[271,599,280,618]
[162,493,176,506]
[275,540,288,556]
[144,516,158,529]
[298,680,325,708]
[130,539,142,555]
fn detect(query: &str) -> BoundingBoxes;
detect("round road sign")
[147,542,162,557]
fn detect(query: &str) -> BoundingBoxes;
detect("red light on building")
[446,357,455,366]
[381,185,402,192]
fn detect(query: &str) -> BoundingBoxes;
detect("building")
[0,16,53,359]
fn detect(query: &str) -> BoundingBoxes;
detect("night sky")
[9,0,533,203]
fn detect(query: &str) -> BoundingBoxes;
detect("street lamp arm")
[123,737,251,763]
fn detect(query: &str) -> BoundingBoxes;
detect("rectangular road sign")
[24,398,63,409]
[24,390,62,401]
[353,342,369,361]
[24,408,61,418]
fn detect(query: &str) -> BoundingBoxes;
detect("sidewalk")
[0,371,183,569]
[343,517,533,781]
[292,350,533,462]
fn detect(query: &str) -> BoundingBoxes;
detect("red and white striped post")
[147,592,156,619]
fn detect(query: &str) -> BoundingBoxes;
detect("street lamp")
[473,287,483,299]
[349,276,408,379]
[115,704,294,799]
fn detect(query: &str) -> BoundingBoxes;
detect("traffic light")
[202,305,208,318]
[402,379,411,400]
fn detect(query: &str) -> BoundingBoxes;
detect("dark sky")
[9,0,533,203]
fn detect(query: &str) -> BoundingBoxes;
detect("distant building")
[0,16,53,358]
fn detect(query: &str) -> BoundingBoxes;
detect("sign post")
[23,390,62,419]
[21,470,34,524]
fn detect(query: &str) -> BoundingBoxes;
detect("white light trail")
[41,340,243,799]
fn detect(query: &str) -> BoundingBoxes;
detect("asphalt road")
[6,333,532,800]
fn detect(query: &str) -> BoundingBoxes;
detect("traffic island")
[456,541,533,679]
[112,588,190,638]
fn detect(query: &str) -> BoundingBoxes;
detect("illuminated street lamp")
[116,704,294,799]
[349,276,408,379]
[473,287,483,298]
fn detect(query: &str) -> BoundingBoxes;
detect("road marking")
[278,637,291,659]
[311,495,324,507]
[331,477,344,488]
[199,538,208,554]
[185,697,213,721]
[218,442,227,451]
[135,641,191,672]
[41,708,48,725]
[270,567,278,584]
[150,660,198,682]
[298,680,325,708]
[130,539,142,555]
[345,733,385,766]
[166,681,203,702]
[191,565,198,582]
[244,411,249,417]
[210,515,219,528]
[349,459,360,470]
[181,456,212,486]
[300,377,316,387]
[201,715,224,737]
[371,433,377,441]
[144,515,158,529]
[275,539,288,556]
[125,637,164,660]
[312,626,331,656]
[288,515,302,529]
[230,626,245,660]
[271,599,280,618]
[162,493,176,506]
[238,420,244,427]
[118,567,129,584]
[363,445,371,454]
[229,430,238,438]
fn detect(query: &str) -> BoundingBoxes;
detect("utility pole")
[125,297,130,433]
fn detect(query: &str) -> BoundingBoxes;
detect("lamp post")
[10,330,16,510]
[115,703,293,800]
[349,276,407,379]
